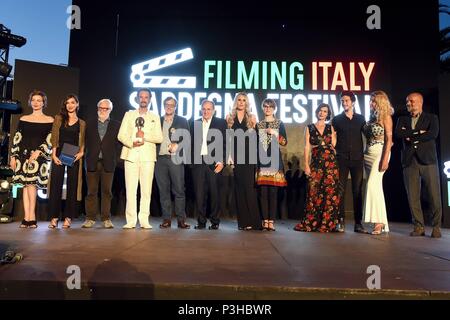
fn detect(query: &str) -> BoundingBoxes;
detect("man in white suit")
[118,88,163,229]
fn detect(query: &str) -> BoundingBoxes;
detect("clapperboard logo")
[130,48,196,89]
[445,161,450,207]
[444,161,450,179]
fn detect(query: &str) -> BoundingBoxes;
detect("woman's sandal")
[28,220,38,228]
[267,220,276,231]
[62,218,72,229]
[262,220,269,230]
[19,220,29,228]
[371,223,385,235]
[48,218,58,229]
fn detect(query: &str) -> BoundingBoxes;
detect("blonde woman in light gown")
[363,91,394,234]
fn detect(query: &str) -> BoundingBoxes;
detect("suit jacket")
[85,118,121,172]
[118,109,163,163]
[395,111,439,167]
[190,116,227,167]
[156,114,190,162]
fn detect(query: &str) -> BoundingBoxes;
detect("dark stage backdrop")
[439,74,450,228]
[10,59,80,220]
[68,0,444,223]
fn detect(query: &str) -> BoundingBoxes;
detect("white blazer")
[118,109,163,163]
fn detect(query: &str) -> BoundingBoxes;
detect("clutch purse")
[60,143,79,167]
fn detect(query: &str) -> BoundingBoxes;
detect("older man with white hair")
[82,98,121,229]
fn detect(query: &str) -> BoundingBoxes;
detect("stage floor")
[0,218,449,299]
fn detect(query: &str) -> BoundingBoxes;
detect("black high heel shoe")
[19,220,29,228]
[28,220,37,228]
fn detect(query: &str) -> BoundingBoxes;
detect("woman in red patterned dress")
[294,103,341,232]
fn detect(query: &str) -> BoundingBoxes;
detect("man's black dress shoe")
[209,224,219,230]
[354,223,369,234]
[194,224,206,230]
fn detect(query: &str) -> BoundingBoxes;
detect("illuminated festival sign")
[444,161,450,207]
[129,48,376,123]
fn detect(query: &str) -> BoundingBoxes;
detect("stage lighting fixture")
[0,98,21,111]
[0,62,12,78]
[0,29,26,48]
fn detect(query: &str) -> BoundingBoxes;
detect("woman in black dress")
[294,103,340,232]
[226,92,261,230]
[10,90,54,228]
[48,94,85,229]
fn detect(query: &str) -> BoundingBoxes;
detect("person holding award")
[48,94,86,229]
[118,88,163,229]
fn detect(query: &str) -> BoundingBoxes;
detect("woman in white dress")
[363,90,394,234]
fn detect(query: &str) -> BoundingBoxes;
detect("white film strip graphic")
[130,48,196,88]
[444,161,450,179]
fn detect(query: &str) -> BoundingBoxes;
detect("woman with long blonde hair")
[226,92,261,230]
[362,90,394,234]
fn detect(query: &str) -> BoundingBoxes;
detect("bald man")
[395,92,442,238]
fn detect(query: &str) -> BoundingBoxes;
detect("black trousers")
[85,160,114,221]
[192,164,220,226]
[258,185,278,220]
[403,156,442,228]
[337,158,363,224]
[234,164,261,228]
[49,161,79,220]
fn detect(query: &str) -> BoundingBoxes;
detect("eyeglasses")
[164,103,176,108]
[98,107,111,111]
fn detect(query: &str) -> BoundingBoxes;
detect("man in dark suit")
[395,92,442,238]
[155,97,190,229]
[82,99,121,229]
[191,99,227,230]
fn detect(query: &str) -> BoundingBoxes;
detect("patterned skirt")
[256,168,287,187]
[12,150,51,189]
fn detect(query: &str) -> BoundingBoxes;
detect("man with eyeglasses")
[155,97,191,229]
[82,99,121,229]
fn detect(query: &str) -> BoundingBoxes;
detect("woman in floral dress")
[294,103,341,232]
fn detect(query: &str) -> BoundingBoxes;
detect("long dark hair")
[60,94,79,127]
